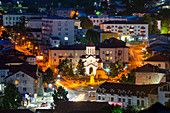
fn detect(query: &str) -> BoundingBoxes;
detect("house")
[49,36,60,47]
[27,17,43,29]
[144,52,170,71]
[100,20,148,42]
[42,16,74,45]
[135,63,168,85]
[5,63,38,95]
[51,8,76,18]
[96,82,169,108]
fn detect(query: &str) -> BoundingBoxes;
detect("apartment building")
[49,38,129,73]
[27,17,43,29]
[3,13,47,26]
[100,20,148,42]
[42,16,75,45]
[88,15,127,26]
[96,82,169,108]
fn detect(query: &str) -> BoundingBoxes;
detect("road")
[128,44,146,70]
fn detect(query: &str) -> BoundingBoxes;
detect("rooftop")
[97,82,167,96]
[145,52,170,62]
[0,40,15,46]
[136,63,168,73]
[43,16,74,20]
[102,20,147,24]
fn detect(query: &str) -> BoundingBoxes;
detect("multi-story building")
[3,13,47,26]
[100,20,148,42]
[49,38,129,74]
[135,63,168,85]
[42,16,75,45]
[88,15,127,26]
[5,63,38,94]
[96,82,169,108]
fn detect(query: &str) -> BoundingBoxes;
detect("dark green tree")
[151,18,161,35]
[77,59,85,75]
[58,58,74,77]
[52,86,68,104]
[44,68,54,83]
[3,82,22,109]
[109,59,124,78]
[81,29,99,45]
[79,16,94,29]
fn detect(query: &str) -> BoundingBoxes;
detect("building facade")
[100,20,148,42]
[88,15,127,26]
[96,82,169,108]
[3,13,47,26]
[42,16,74,45]
[49,38,129,74]
[135,64,168,85]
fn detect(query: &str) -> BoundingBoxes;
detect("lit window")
[64,37,68,40]
[59,53,62,56]
[15,80,19,85]
[106,51,109,54]
[110,57,112,60]
[65,53,67,56]
[110,51,112,54]
[75,53,77,56]
[106,57,109,60]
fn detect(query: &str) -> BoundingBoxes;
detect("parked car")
[41,102,48,107]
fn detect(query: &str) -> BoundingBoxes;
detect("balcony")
[129,27,134,29]
[105,53,109,56]
[141,26,145,29]
[118,26,123,29]
[118,30,123,33]
[141,31,145,33]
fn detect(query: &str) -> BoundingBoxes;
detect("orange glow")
[1,26,4,29]
[18,33,20,36]
[71,11,75,18]
[36,56,43,60]
[15,80,19,84]
[76,12,79,16]
[22,37,25,40]
[35,46,38,49]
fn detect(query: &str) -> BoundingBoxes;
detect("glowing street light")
[22,37,25,40]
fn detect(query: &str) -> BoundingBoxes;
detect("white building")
[88,15,127,26]
[158,83,170,105]
[49,38,129,74]
[96,82,169,108]
[42,16,75,45]
[3,13,47,26]
[5,63,38,94]
[49,37,60,47]
[135,63,168,85]
[100,20,149,42]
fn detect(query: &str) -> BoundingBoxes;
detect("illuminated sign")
[108,102,123,106]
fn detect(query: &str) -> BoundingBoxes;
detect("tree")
[165,99,170,108]
[79,16,94,29]
[3,82,22,109]
[151,18,161,35]
[77,59,85,75]
[109,59,124,78]
[58,58,75,77]
[44,68,54,83]
[119,69,136,84]
[52,86,68,104]
[81,29,99,45]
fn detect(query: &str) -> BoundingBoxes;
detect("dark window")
[137,100,140,106]
[54,59,56,61]
[102,97,105,100]
[158,64,161,67]
[128,99,131,105]
[16,74,19,77]
[123,98,125,102]
[23,80,27,84]
[59,59,62,62]
[141,100,144,107]
[54,53,56,56]
[118,98,121,102]
[103,51,105,54]
[65,42,68,45]
[70,59,72,62]
[98,96,101,100]
[23,88,27,91]
[22,74,24,77]
[111,97,114,101]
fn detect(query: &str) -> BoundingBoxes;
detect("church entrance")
[89,67,93,74]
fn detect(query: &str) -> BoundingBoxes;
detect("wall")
[135,72,166,85]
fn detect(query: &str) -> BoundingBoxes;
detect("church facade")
[49,38,129,76]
